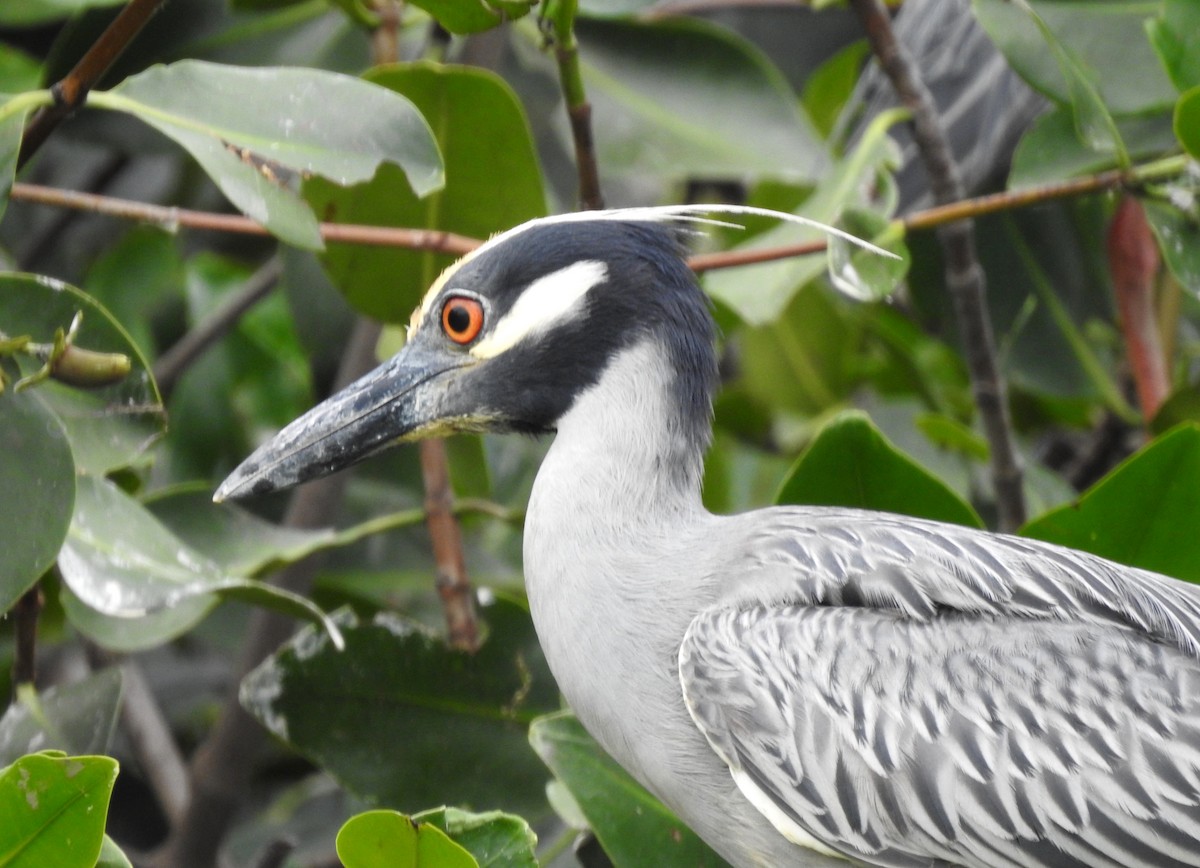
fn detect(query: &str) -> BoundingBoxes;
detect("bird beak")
[214,342,467,502]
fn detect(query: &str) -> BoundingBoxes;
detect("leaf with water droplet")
[59,476,342,651]
[825,209,908,302]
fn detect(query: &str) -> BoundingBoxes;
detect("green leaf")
[0,273,164,475]
[165,253,313,480]
[146,487,335,576]
[975,0,1176,117]
[529,712,728,868]
[0,46,43,92]
[825,208,909,302]
[1009,106,1177,188]
[1021,424,1200,582]
[93,61,443,249]
[410,0,534,34]
[703,107,903,325]
[1146,0,1200,92]
[0,0,124,25]
[913,413,990,462]
[1143,198,1200,297]
[60,594,213,655]
[802,40,869,140]
[0,94,42,222]
[240,597,558,815]
[0,384,74,613]
[1175,85,1200,158]
[415,807,537,868]
[0,752,117,868]
[82,227,183,362]
[306,62,545,322]
[0,669,123,766]
[571,17,826,182]
[59,476,341,651]
[95,836,132,868]
[337,810,477,868]
[774,410,983,528]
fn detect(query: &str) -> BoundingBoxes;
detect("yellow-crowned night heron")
[217,210,1200,868]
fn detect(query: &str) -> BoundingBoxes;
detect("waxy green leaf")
[94,61,443,249]
[0,752,117,868]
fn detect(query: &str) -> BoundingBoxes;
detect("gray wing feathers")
[680,507,1200,866]
[680,605,1200,867]
[731,508,1200,660]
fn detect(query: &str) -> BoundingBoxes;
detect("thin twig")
[153,258,282,400]
[86,644,191,826]
[12,586,43,690]
[157,318,382,868]
[420,439,480,652]
[18,0,168,168]
[551,0,604,209]
[848,0,1026,531]
[8,182,480,255]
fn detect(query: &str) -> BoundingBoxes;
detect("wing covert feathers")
[679,508,1200,867]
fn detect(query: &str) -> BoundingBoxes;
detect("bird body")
[218,211,1200,867]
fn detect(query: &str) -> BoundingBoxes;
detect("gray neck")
[523,339,721,797]
[533,338,709,528]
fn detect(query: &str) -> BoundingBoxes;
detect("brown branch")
[153,258,282,400]
[8,182,480,255]
[12,158,1188,273]
[156,318,382,868]
[18,0,168,168]
[419,439,480,652]
[11,585,43,690]
[849,0,1026,531]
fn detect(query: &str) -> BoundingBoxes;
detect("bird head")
[214,211,716,502]
[214,206,890,502]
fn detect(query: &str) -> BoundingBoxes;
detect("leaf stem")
[550,0,603,209]
[0,91,54,127]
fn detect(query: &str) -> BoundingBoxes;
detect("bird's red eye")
[441,296,484,344]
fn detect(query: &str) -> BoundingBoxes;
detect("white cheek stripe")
[470,260,608,359]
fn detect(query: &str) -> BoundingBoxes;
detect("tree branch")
[8,182,480,255]
[156,318,382,868]
[419,440,480,652]
[153,258,282,400]
[848,0,1026,531]
[18,0,168,168]
[11,157,1188,274]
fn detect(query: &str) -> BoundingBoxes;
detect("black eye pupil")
[447,304,471,334]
